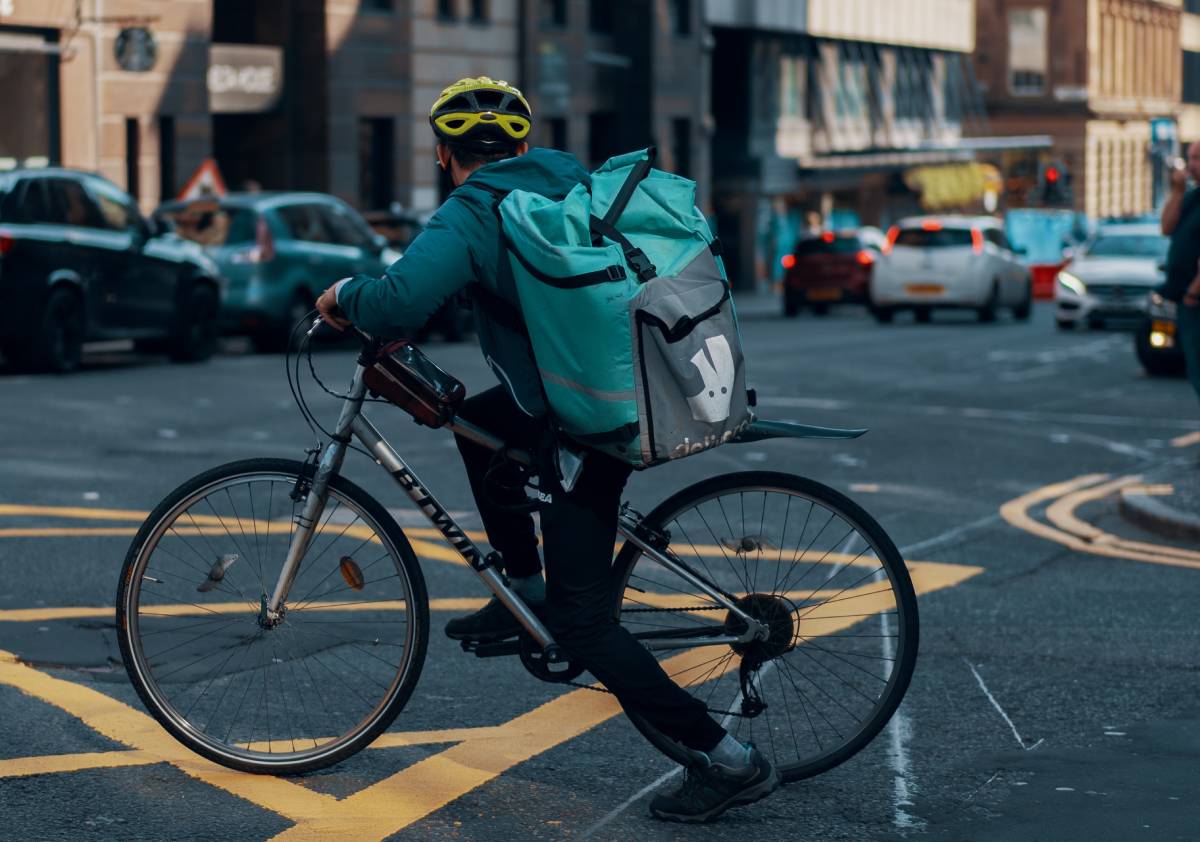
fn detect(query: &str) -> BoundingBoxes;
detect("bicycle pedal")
[460,638,520,658]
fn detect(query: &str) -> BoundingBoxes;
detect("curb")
[1118,488,1200,544]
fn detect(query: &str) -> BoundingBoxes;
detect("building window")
[1188,0,1200,14]
[542,0,567,26]
[588,112,619,167]
[589,0,613,33]
[358,117,395,210]
[894,49,932,120]
[125,117,140,200]
[548,117,568,150]
[1185,51,1200,105]
[1008,7,1048,95]
[469,0,488,22]
[158,115,175,201]
[362,0,393,10]
[672,0,691,36]
[835,45,868,119]
[438,0,456,22]
[671,117,691,178]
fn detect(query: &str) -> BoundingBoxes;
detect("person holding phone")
[1161,142,1200,404]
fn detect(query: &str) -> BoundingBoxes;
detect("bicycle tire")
[610,471,918,783]
[116,458,430,774]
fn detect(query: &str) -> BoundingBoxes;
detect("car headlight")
[1056,271,1087,296]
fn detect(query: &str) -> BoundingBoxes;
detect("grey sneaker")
[443,595,544,641]
[648,744,780,823]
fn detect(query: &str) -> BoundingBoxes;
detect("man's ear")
[515,141,530,156]
[435,144,452,170]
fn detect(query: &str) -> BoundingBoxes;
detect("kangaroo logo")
[686,336,735,422]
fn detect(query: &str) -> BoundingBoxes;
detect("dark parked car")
[157,193,402,351]
[781,228,886,317]
[0,169,221,372]
[1135,292,1186,377]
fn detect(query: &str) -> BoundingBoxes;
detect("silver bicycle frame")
[266,356,765,652]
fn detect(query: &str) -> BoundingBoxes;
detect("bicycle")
[116,317,919,782]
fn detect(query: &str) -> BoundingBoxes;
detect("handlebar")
[306,313,381,358]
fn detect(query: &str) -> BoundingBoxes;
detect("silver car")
[1054,224,1168,329]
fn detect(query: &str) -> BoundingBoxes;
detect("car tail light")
[821,231,835,243]
[0,228,14,255]
[920,220,943,232]
[855,250,874,266]
[882,226,899,254]
[781,254,796,270]
[971,228,984,255]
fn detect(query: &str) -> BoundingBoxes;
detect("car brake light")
[255,216,275,262]
[971,228,984,255]
[920,220,943,232]
[882,226,899,254]
[821,231,835,243]
[0,229,13,255]
[855,250,874,266]
[781,254,796,270]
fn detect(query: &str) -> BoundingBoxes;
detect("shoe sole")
[649,767,782,824]
[443,628,521,643]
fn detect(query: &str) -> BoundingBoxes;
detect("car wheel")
[811,303,830,317]
[784,295,801,318]
[914,307,932,324]
[8,287,85,373]
[169,284,220,363]
[254,292,312,354]
[1013,278,1033,321]
[1055,318,1076,330]
[870,305,894,324]
[977,282,999,323]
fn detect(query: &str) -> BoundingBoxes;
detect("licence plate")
[905,284,944,295]
[808,288,842,301]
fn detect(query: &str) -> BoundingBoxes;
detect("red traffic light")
[1045,166,1060,184]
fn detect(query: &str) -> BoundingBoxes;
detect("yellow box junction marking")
[1001,474,1200,571]
[0,558,980,839]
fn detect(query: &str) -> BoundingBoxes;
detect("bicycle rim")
[119,465,424,772]
[613,471,918,781]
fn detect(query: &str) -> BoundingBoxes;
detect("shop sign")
[208,44,284,114]
[115,27,157,72]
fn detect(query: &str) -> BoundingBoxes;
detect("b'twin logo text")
[685,335,735,423]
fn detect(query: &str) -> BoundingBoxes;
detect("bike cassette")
[518,634,586,684]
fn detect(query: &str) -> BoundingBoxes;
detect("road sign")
[176,158,227,201]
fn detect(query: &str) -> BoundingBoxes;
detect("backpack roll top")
[497,147,751,467]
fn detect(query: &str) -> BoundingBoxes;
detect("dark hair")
[447,142,519,170]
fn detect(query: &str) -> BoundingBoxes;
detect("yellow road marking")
[0,558,980,837]
[1046,478,1200,562]
[1171,431,1200,448]
[1001,474,1200,571]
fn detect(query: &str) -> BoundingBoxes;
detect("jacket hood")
[462,147,589,200]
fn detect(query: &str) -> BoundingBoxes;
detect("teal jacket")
[338,148,590,416]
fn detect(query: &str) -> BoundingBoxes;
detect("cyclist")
[316,77,779,822]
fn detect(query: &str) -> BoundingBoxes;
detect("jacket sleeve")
[336,198,483,338]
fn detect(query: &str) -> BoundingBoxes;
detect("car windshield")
[1084,233,1168,259]
[894,228,973,248]
[160,203,256,247]
[794,236,860,256]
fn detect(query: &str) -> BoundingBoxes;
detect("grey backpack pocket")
[630,250,751,464]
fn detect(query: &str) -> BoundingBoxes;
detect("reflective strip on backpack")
[539,368,635,402]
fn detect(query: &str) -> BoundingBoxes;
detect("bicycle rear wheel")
[116,458,429,774]
[611,471,918,782]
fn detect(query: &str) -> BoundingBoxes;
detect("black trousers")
[455,387,726,752]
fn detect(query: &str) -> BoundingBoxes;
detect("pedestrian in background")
[1160,142,1200,405]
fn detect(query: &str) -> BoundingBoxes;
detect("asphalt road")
[1,302,1198,841]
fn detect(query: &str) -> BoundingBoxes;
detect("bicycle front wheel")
[116,458,430,774]
[612,471,918,782]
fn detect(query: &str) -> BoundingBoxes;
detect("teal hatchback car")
[157,193,400,351]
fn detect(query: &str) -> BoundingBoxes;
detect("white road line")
[575,766,680,841]
[964,659,1043,752]
[878,567,922,830]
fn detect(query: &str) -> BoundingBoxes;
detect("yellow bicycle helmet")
[429,77,532,152]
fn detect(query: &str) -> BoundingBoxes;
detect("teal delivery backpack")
[497,148,752,467]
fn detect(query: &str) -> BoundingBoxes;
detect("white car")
[1054,224,1168,330]
[870,216,1032,323]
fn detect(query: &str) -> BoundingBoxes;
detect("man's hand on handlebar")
[316,285,351,331]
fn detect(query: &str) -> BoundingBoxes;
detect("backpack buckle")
[606,264,626,281]
[624,248,657,283]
